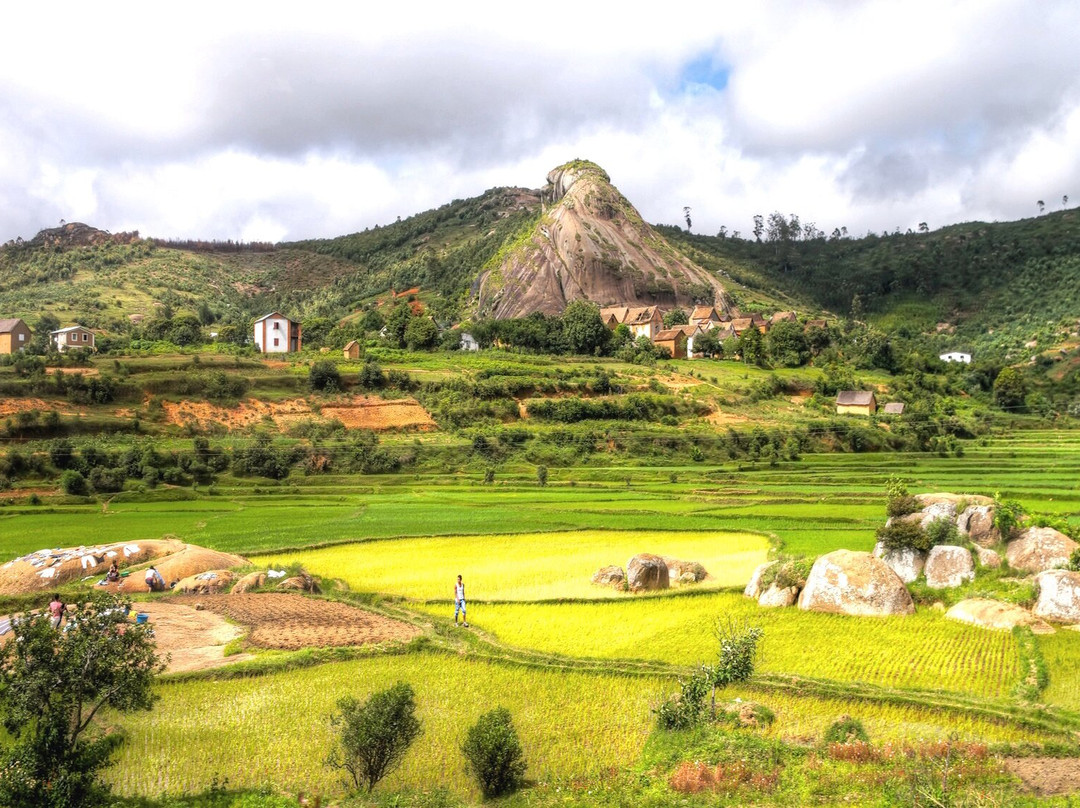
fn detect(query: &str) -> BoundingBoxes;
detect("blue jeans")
[454,599,466,622]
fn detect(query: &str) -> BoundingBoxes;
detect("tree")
[325,682,422,793]
[682,206,692,232]
[536,466,548,487]
[738,326,766,367]
[662,308,689,328]
[993,366,1027,411]
[752,214,764,242]
[0,592,163,808]
[403,316,438,351]
[308,360,342,393]
[764,320,809,367]
[694,329,721,358]
[560,301,609,355]
[708,620,763,716]
[462,707,528,799]
[382,302,413,349]
[1037,200,1046,214]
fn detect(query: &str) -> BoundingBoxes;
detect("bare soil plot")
[1005,757,1080,795]
[136,601,253,674]
[161,395,435,431]
[168,593,421,651]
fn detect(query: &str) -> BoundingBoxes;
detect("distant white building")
[459,332,479,351]
[51,325,95,352]
[939,351,972,364]
[254,312,302,353]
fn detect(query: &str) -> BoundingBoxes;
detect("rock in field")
[924,546,975,589]
[626,554,669,592]
[873,541,926,584]
[744,562,776,600]
[974,546,1002,569]
[798,550,914,617]
[591,565,626,589]
[758,584,799,608]
[1033,570,1080,624]
[959,505,1000,547]
[231,571,266,594]
[945,598,1053,633]
[174,569,235,594]
[277,572,321,593]
[917,501,958,527]
[1006,527,1078,574]
[664,558,707,583]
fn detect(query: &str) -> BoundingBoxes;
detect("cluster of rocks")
[592,554,707,592]
[743,493,1080,630]
[177,569,322,596]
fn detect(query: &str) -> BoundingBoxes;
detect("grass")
[258,530,770,600]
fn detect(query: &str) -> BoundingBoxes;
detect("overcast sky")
[3,0,1078,245]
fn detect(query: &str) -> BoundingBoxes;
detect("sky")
[2,0,1079,245]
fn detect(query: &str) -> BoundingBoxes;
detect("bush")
[925,517,964,546]
[1069,548,1080,572]
[325,682,422,793]
[993,497,1025,539]
[59,469,88,496]
[823,716,870,745]
[875,519,931,552]
[462,707,528,799]
[886,494,920,518]
[309,361,342,393]
[759,556,811,590]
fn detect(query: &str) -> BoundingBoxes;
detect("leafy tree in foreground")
[326,682,422,793]
[462,707,528,799]
[0,592,163,808]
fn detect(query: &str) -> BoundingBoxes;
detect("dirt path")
[1005,757,1080,795]
[137,601,254,673]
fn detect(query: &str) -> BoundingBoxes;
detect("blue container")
[135,613,149,625]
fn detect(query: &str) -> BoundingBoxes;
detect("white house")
[254,312,302,353]
[460,332,479,351]
[50,325,95,352]
[939,352,972,364]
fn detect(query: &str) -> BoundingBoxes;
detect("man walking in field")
[454,574,468,627]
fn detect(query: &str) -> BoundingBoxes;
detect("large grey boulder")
[958,505,1000,547]
[924,546,975,589]
[1006,527,1078,574]
[873,541,926,584]
[664,558,707,584]
[626,554,670,592]
[1033,570,1080,623]
[974,546,1002,569]
[798,550,914,617]
[918,501,958,528]
[591,565,626,589]
[744,561,777,600]
[946,598,1054,633]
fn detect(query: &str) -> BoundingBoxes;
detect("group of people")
[46,561,169,630]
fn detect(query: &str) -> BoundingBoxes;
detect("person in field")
[145,566,166,592]
[105,560,121,583]
[48,593,66,628]
[454,574,468,627]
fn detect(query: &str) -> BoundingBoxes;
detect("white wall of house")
[255,315,293,353]
[460,333,479,351]
[939,352,972,363]
[51,328,93,352]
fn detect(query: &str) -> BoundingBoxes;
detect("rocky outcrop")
[626,554,670,592]
[277,572,321,594]
[873,541,926,584]
[174,570,235,594]
[1006,527,1078,574]
[1033,570,1080,623]
[924,546,975,589]
[915,493,993,508]
[591,565,626,589]
[664,558,707,584]
[798,550,914,617]
[744,562,776,600]
[958,505,999,547]
[974,546,1002,569]
[27,221,140,249]
[475,161,727,318]
[945,598,1053,633]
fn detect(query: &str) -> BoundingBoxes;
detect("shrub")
[886,494,920,518]
[925,517,964,547]
[59,469,88,496]
[309,361,342,393]
[1069,548,1080,572]
[759,556,811,590]
[823,716,870,745]
[993,497,1025,539]
[875,519,931,552]
[462,707,528,799]
[325,682,421,793]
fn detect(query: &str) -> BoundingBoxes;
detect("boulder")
[758,584,799,608]
[945,598,1054,633]
[744,562,777,600]
[626,554,669,592]
[974,546,1002,569]
[918,501,958,527]
[174,569,235,594]
[915,493,993,508]
[798,550,914,617]
[591,565,626,589]
[231,571,266,594]
[1033,570,1080,624]
[664,558,707,583]
[924,546,975,589]
[959,505,1000,547]
[873,541,926,584]
[277,573,321,594]
[1006,527,1078,574]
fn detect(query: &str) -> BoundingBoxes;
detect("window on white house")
[70,334,77,342]
[83,333,88,341]
[273,338,279,347]
[272,322,280,330]
[18,333,25,341]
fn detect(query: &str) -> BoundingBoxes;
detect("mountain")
[475,160,728,318]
